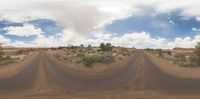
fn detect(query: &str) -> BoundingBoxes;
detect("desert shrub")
[157,52,163,57]
[70,46,78,49]
[167,51,172,55]
[195,42,200,65]
[102,55,114,64]
[50,47,57,50]
[122,53,127,56]
[6,55,11,60]
[145,48,154,52]
[76,59,82,64]
[4,56,14,65]
[0,56,3,62]
[118,56,123,60]
[0,55,15,65]
[82,54,103,66]
[0,46,3,62]
[189,56,197,66]
[100,43,112,51]
[174,54,186,61]
[127,52,131,56]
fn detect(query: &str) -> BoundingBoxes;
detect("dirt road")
[0,50,200,98]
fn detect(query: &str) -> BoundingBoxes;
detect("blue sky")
[0,0,200,48]
[106,10,200,40]
[0,19,62,45]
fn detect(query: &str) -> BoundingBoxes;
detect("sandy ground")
[147,52,200,79]
[1,50,200,99]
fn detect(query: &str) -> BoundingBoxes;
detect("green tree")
[195,42,200,65]
[100,43,106,50]
[100,43,112,51]
[80,44,84,47]
[106,43,112,50]
[88,44,91,48]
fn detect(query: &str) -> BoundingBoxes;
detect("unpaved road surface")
[0,50,200,99]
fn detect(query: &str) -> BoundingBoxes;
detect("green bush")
[100,43,112,51]
[145,48,154,52]
[82,54,103,66]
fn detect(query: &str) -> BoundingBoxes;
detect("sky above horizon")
[0,0,200,49]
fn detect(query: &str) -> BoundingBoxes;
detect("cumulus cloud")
[169,20,175,25]
[0,0,136,35]
[1,0,200,35]
[192,27,200,33]
[4,24,44,37]
[0,35,11,45]
[172,37,196,48]
[9,41,33,47]
[5,28,200,49]
[1,0,200,48]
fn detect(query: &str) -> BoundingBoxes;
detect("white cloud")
[151,20,170,29]
[4,29,200,49]
[4,24,44,37]
[0,1,136,35]
[10,41,33,47]
[0,35,11,45]
[169,20,175,25]
[192,27,198,32]
[0,0,200,35]
[192,27,200,33]
[1,0,200,48]
[172,37,196,48]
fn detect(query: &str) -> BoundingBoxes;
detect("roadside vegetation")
[146,48,190,67]
[195,42,200,66]
[0,46,16,65]
[53,43,135,67]
[145,42,200,67]
[82,54,103,67]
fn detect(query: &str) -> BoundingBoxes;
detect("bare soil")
[0,53,38,79]
[1,50,200,99]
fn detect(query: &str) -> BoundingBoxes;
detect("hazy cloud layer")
[1,0,200,48]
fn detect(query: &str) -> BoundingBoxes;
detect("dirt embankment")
[0,53,38,79]
[147,52,200,79]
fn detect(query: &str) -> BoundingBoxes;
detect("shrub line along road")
[0,50,200,95]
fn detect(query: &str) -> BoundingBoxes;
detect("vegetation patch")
[0,55,16,65]
[0,46,17,65]
[52,42,135,67]
[100,43,112,51]
[145,43,200,67]
[82,54,103,67]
